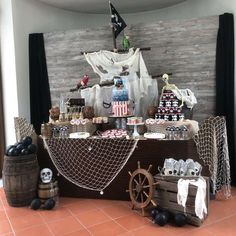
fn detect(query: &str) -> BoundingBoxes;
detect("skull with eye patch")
[163,158,176,176]
[40,168,53,183]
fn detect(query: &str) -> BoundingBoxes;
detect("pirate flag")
[110,2,127,38]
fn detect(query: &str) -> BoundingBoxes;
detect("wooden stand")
[154,175,209,226]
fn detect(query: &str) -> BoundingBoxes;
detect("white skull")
[186,159,196,176]
[173,161,181,175]
[40,168,53,183]
[194,161,202,176]
[164,115,169,121]
[163,158,176,175]
[172,101,179,107]
[179,159,187,176]
[172,115,178,121]
[166,101,171,107]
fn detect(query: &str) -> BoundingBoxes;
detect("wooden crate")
[154,175,209,226]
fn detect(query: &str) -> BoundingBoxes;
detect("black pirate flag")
[110,2,127,38]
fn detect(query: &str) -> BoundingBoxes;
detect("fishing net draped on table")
[43,138,138,192]
[193,116,231,199]
[14,117,36,142]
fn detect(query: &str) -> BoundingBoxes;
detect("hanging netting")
[43,138,138,192]
[14,117,36,142]
[193,116,231,199]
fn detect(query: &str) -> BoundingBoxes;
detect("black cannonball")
[21,148,30,155]
[7,147,20,156]
[22,136,32,146]
[6,146,16,156]
[30,198,41,210]
[150,208,160,219]
[162,210,171,222]
[174,213,187,227]
[16,142,25,151]
[154,212,168,226]
[6,145,16,155]
[44,198,56,210]
[27,143,37,154]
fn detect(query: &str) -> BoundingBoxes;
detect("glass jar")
[165,126,171,139]
[174,126,181,140]
[169,126,175,140]
[52,127,59,138]
[59,126,70,138]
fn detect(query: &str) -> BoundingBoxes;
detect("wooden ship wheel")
[126,161,158,216]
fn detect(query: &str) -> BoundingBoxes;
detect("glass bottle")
[169,126,175,140]
[165,126,171,139]
[182,126,189,140]
[41,123,47,137]
[52,127,59,138]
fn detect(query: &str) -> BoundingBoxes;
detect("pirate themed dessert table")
[37,70,207,200]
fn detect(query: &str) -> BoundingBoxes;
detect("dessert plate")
[144,132,165,139]
[69,132,90,139]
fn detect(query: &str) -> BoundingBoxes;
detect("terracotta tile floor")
[0,187,236,236]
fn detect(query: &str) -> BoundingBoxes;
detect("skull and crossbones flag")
[110,2,127,38]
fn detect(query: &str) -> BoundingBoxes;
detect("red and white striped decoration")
[112,101,129,116]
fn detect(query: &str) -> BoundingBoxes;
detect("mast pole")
[109,1,117,52]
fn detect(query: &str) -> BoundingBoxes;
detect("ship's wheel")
[127,161,158,216]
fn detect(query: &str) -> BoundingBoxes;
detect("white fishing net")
[14,117,36,142]
[193,116,231,199]
[43,138,138,192]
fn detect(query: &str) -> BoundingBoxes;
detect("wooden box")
[154,175,209,226]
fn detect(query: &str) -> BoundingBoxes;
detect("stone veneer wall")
[44,15,218,122]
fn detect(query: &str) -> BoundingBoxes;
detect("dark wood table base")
[37,137,209,200]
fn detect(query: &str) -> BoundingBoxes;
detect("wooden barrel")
[2,154,39,207]
[38,180,59,203]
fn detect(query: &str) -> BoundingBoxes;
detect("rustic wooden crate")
[154,175,209,226]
